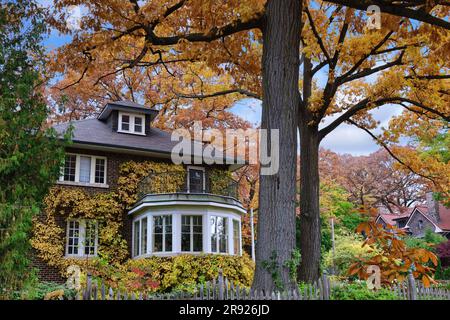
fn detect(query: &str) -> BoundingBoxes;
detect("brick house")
[34,100,246,282]
[376,193,450,239]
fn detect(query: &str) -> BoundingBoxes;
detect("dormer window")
[118,112,145,135]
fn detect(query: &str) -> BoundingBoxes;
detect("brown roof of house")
[437,204,450,231]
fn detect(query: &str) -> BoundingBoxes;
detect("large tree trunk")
[252,0,301,291]
[297,56,321,283]
[297,119,321,283]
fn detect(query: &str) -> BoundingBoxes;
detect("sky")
[39,1,403,156]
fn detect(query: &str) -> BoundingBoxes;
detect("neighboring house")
[34,100,246,281]
[376,193,450,239]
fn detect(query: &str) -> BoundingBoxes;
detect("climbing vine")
[31,161,236,278]
[31,161,186,276]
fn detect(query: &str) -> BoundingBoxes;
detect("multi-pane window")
[141,218,147,255]
[188,168,205,193]
[210,216,228,253]
[119,112,145,134]
[181,216,203,252]
[67,220,80,255]
[60,154,107,185]
[133,220,140,257]
[66,220,98,257]
[95,158,106,184]
[134,116,143,133]
[121,114,130,131]
[153,215,172,252]
[63,154,76,182]
[233,220,240,255]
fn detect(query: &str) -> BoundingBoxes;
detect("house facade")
[33,101,246,282]
[376,193,450,239]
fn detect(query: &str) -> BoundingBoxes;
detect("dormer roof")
[97,100,159,121]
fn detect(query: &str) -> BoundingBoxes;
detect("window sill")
[64,255,97,259]
[117,129,146,136]
[57,181,109,189]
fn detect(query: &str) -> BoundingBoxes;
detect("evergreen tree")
[0,0,71,298]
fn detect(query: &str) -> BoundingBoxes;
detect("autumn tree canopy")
[46,0,449,286]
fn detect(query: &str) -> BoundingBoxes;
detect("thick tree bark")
[252,0,301,291]
[297,57,321,283]
[297,121,321,282]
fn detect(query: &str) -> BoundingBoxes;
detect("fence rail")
[79,271,450,301]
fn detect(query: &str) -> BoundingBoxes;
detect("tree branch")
[324,0,450,29]
[173,88,261,100]
[347,118,438,185]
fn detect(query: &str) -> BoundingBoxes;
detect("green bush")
[331,281,399,300]
[322,234,376,276]
[405,229,447,251]
[93,254,254,293]
[16,281,77,300]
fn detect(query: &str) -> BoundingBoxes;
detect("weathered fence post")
[85,273,92,300]
[321,273,330,300]
[218,269,224,300]
[407,271,417,300]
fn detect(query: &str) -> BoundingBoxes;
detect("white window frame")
[59,153,107,186]
[187,166,206,193]
[181,215,203,253]
[133,217,150,258]
[210,215,228,254]
[65,219,98,258]
[232,219,241,256]
[152,215,173,253]
[118,111,145,135]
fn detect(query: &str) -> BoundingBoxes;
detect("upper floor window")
[60,154,107,185]
[66,219,98,257]
[188,167,205,193]
[118,112,145,135]
[418,219,424,230]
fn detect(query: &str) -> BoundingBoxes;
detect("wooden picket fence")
[79,271,331,300]
[385,274,450,300]
[78,271,449,300]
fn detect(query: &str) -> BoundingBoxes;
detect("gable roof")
[376,212,411,226]
[404,206,443,233]
[437,204,450,231]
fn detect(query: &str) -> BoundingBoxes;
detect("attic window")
[118,112,145,135]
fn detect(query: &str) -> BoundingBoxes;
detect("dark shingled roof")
[53,118,181,155]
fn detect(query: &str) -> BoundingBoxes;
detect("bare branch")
[173,88,261,100]
[347,118,438,185]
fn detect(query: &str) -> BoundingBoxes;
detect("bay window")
[133,217,148,257]
[211,216,228,253]
[181,215,203,252]
[153,215,172,252]
[233,219,241,255]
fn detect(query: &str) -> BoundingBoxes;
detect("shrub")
[322,234,375,276]
[331,281,399,300]
[17,281,77,300]
[92,254,254,293]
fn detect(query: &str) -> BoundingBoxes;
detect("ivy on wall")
[30,161,236,278]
